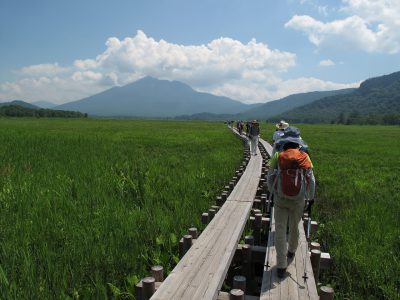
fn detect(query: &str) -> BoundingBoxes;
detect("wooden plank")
[260,209,278,300]
[285,252,299,300]
[294,223,310,300]
[228,150,262,201]
[298,221,319,300]
[152,136,262,299]
[259,139,273,156]
[260,213,319,300]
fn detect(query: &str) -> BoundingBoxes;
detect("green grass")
[264,124,400,299]
[0,119,243,299]
[2,119,399,299]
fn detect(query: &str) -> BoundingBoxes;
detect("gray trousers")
[250,135,258,154]
[274,196,305,268]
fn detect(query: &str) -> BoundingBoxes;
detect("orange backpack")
[275,149,312,199]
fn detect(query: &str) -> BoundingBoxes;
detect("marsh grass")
[0,119,243,299]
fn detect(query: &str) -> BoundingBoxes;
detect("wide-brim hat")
[276,120,289,129]
[275,126,307,151]
[282,126,300,138]
[275,136,308,152]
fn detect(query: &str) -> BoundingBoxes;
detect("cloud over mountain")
[0,31,357,104]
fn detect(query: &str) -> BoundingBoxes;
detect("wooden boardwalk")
[151,131,263,299]
[150,131,319,300]
[259,139,319,300]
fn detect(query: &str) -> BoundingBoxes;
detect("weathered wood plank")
[298,221,319,299]
[259,220,319,300]
[260,208,278,300]
[294,224,310,300]
[259,139,273,156]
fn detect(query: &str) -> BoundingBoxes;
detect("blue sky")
[1,0,399,104]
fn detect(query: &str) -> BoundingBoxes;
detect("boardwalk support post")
[188,227,198,239]
[151,265,164,282]
[233,275,246,293]
[244,235,254,246]
[242,244,253,281]
[310,241,320,251]
[201,212,209,225]
[208,208,216,220]
[311,249,321,283]
[319,286,334,300]
[142,277,156,300]
[229,289,245,300]
[183,235,193,254]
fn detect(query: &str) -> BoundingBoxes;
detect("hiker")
[245,121,250,136]
[249,120,260,155]
[272,120,289,155]
[266,127,315,278]
[238,121,244,135]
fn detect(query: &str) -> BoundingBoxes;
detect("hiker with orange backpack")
[266,126,316,278]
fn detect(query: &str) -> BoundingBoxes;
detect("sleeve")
[307,169,316,200]
[266,152,279,192]
[268,152,279,169]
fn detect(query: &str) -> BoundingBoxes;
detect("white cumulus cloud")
[286,0,400,54]
[18,63,69,76]
[0,30,359,104]
[319,59,335,67]
[72,30,297,88]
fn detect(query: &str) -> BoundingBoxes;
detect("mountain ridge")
[55,76,255,117]
[274,71,400,124]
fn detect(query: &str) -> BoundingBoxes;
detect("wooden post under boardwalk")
[244,235,254,246]
[188,227,198,239]
[208,208,216,220]
[310,241,320,251]
[229,289,245,300]
[201,212,209,224]
[233,275,246,293]
[142,277,156,300]
[311,249,321,283]
[242,244,253,279]
[183,235,193,254]
[221,192,228,202]
[151,266,164,282]
[319,286,334,300]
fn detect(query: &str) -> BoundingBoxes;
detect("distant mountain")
[236,89,356,120]
[55,77,254,117]
[174,90,355,120]
[0,100,39,109]
[32,101,57,109]
[274,71,400,124]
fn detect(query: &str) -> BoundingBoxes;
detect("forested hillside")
[0,105,87,118]
[273,71,400,124]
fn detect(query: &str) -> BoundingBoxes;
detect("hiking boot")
[277,268,286,278]
[287,251,295,259]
